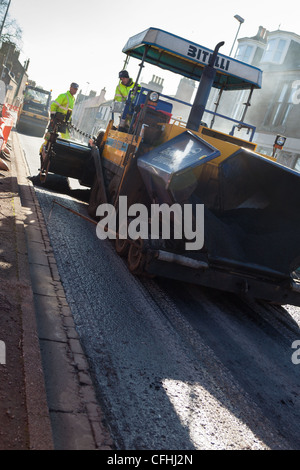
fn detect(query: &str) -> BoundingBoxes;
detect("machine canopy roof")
[122,28,262,90]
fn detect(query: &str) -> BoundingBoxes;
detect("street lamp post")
[229,14,245,57]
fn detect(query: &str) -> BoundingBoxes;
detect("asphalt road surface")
[17,131,300,450]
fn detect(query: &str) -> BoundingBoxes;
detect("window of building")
[97,106,109,120]
[231,89,248,121]
[263,82,295,127]
[281,87,295,125]
[295,157,300,173]
[271,83,288,126]
[261,38,288,64]
[235,44,254,64]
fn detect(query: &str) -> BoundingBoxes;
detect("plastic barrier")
[0,104,14,151]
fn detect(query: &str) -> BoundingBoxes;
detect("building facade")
[0,41,29,105]
[72,88,107,140]
[234,27,300,171]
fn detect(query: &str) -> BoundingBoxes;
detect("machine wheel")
[88,177,102,218]
[115,237,130,257]
[115,218,130,256]
[108,176,120,205]
[127,238,146,275]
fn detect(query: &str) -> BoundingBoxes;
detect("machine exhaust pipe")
[187,41,225,131]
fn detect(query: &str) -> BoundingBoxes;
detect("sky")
[5,0,300,101]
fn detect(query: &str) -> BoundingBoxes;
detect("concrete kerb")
[9,131,54,450]
[11,131,113,450]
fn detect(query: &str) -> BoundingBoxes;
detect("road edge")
[10,130,54,450]
[11,130,114,450]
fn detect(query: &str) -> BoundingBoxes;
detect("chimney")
[256,26,267,42]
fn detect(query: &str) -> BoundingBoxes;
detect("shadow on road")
[29,174,91,203]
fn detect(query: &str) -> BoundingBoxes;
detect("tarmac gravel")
[34,184,300,450]
[7,129,300,451]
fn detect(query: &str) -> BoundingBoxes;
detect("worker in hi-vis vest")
[114,71,141,130]
[39,82,79,155]
[50,82,79,139]
[114,70,136,102]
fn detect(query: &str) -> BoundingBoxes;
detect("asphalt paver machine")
[40,27,300,307]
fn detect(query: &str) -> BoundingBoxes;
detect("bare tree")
[0,0,23,49]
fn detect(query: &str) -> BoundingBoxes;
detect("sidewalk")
[0,130,113,450]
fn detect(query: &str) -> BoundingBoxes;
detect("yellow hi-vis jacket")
[114,79,135,102]
[51,90,75,116]
[50,90,75,139]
